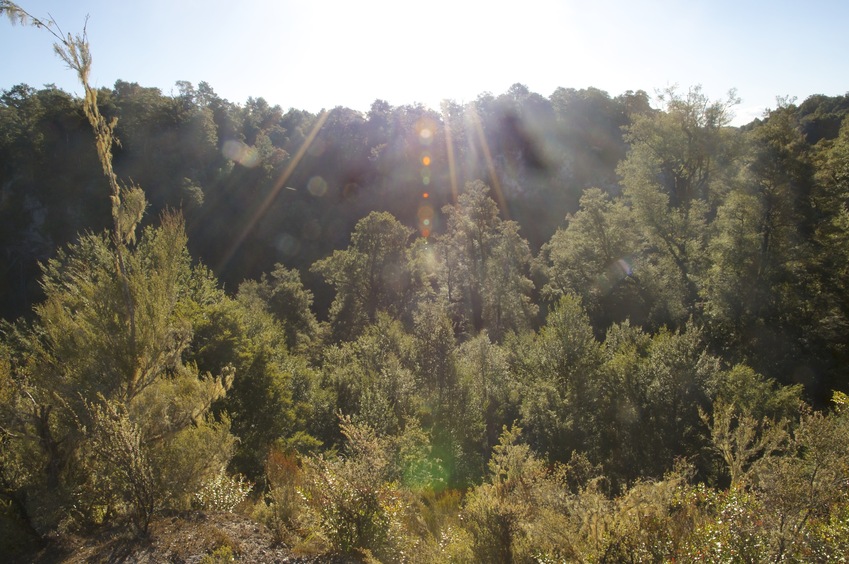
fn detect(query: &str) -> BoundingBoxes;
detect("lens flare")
[417,205,434,221]
[418,204,434,237]
[422,155,431,166]
[308,176,328,197]
[415,118,436,147]
[466,105,509,218]
[441,106,459,204]
[303,219,322,240]
[276,233,301,256]
[307,137,327,156]
[596,257,636,295]
[216,110,330,274]
[222,139,260,168]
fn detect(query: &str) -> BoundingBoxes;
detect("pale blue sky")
[2,0,848,125]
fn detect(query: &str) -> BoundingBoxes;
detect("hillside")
[3,3,849,561]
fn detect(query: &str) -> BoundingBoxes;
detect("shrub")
[257,449,303,545]
[193,474,253,512]
[300,418,404,559]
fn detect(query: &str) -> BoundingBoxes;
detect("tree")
[618,86,740,326]
[747,393,849,559]
[1,216,235,533]
[438,180,537,339]
[809,118,849,393]
[510,295,603,462]
[702,102,822,389]
[605,322,720,483]
[237,263,321,353]
[411,302,483,485]
[457,332,517,458]
[313,314,417,446]
[549,86,632,190]
[484,221,539,340]
[301,417,409,560]
[703,364,800,487]
[190,291,320,480]
[539,187,645,330]
[0,4,235,534]
[312,211,414,342]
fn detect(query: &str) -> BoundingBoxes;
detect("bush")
[300,418,404,559]
[193,474,253,512]
[257,449,303,545]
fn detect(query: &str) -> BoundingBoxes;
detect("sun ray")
[466,104,509,219]
[216,109,330,273]
[441,104,459,205]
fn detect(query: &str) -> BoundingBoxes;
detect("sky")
[2,0,848,126]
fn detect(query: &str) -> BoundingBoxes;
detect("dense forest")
[3,3,849,562]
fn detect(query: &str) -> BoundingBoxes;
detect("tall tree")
[438,180,537,339]
[618,86,740,326]
[539,187,645,331]
[510,295,603,462]
[311,211,413,342]
[703,101,820,388]
[237,263,321,354]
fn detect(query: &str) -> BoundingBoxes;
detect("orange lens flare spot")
[422,156,431,166]
[422,192,429,198]
[421,228,431,238]
[417,205,434,221]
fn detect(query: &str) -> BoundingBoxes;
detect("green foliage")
[199,545,236,564]
[312,212,415,342]
[511,294,603,462]
[193,473,253,512]
[460,427,544,564]
[802,502,849,561]
[457,428,604,563]
[300,418,404,558]
[313,314,417,445]
[6,8,849,556]
[411,302,459,413]
[0,216,237,534]
[618,86,740,327]
[79,397,157,533]
[391,420,445,492]
[680,486,768,562]
[256,449,303,544]
[746,398,849,559]
[189,289,320,481]
[236,264,320,354]
[539,187,644,329]
[438,180,538,340]
[457,332,517,457]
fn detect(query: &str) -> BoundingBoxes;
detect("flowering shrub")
[194,474,253,512]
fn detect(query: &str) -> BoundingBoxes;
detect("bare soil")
[14,511,365,564]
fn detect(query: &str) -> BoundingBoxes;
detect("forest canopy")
[3,2,849,561]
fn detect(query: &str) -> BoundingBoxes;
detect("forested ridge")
[3,3,849,562]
